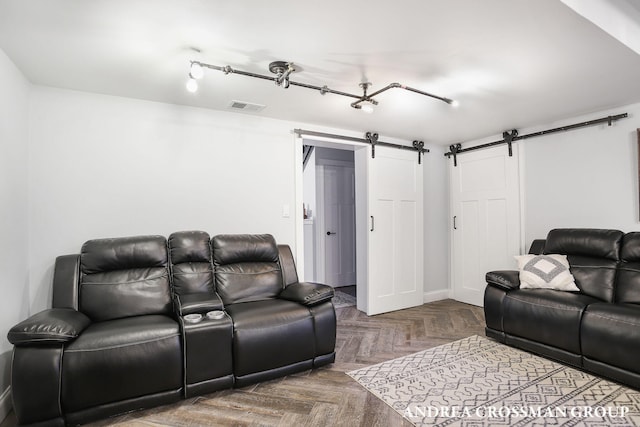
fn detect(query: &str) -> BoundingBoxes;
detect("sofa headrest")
[168,230,211,264]
[212,234,278,265]
[81,235,168,274]
[621,232,640,262]
[544,228,623,261]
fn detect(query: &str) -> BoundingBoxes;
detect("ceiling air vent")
[228,100,266,112]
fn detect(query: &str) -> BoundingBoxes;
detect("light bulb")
[190,62,204,79]
[186,77,198,93]
[450,100,460,108]
[360,101,375,114]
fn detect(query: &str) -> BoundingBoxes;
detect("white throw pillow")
[514,254,580,291]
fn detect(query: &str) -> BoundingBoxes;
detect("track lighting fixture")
[185,59,458,111]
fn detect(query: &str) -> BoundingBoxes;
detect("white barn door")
[367,146,424,315]
[450,145,521,306]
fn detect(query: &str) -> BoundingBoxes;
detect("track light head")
[186,75,198,93]
[190,62,204,79]
[360,101,375,114]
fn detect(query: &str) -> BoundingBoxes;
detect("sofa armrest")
[278,244,299,287]
[52,254,80,310]
[8,308,91,346]
[175,293,224,316]
[279,282,335,306]
[486,270,521,291]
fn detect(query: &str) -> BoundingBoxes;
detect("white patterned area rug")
[347,335,640,426]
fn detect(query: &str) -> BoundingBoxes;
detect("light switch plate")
[282,204,290,218]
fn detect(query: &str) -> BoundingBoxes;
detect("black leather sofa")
[7,232,336,426]
[485,228,640,389]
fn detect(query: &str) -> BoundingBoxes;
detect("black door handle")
[326,231,336,235]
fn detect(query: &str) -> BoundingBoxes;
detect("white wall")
[27,87,301,312]
[0,49,30,417]
[523,103,640,246]
[423,144,450,298]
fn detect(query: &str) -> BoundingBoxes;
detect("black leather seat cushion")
[503,289,599,354]
[582,303,640,373]
[61,315,182,412]
[226,299,315,376]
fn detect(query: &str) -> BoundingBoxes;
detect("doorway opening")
[295,131,425,315]
[303,144,357,307]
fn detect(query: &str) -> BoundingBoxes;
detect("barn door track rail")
[445,113,628,166]
[294,129,429,163]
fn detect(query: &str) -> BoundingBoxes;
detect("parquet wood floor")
[0,299,485,427]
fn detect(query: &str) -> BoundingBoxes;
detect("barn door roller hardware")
[364,132,428,163]
[445,113,628,166]
[366,132,379,158]
[449,143,462,166]
[413,140,426,164]
[503,129,518,157]
[294,129,429,163]
[186,60,458,111]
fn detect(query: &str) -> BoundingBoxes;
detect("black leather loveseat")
[484,228,640,389]
[7,232,336,426]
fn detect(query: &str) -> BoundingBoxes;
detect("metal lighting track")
[190,61,456,108]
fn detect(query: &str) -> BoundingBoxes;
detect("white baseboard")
[0,386,11,424]
[423,289,450,303]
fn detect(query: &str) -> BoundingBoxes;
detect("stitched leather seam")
[506,296,582,311]
[82,274,169,286]
[12,337,74,344]
[586,313,640,327]
[12,331,76,338]
[215,270,279,276]
[618,267,640,273]
[65,333,179,352]
[176,295,183,316]
[172,271,212,276]
[239,316,311,330]
[570,265,616,269]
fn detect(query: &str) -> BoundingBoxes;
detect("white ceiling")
[2,0,640,145]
